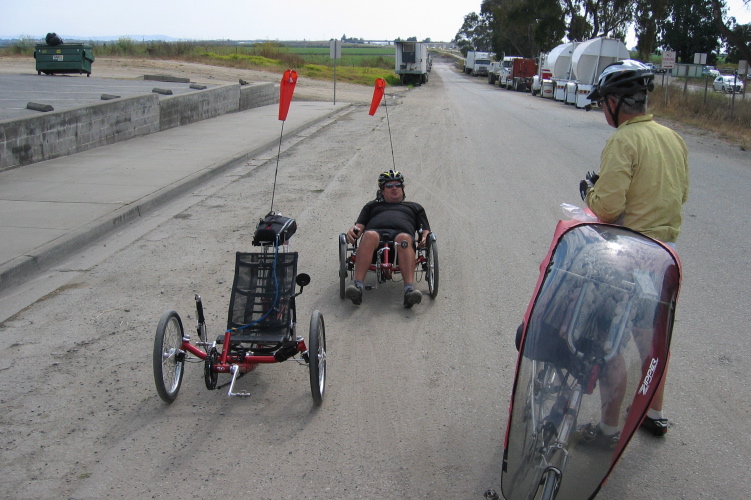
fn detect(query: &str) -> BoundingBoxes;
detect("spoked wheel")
[308,310,327,406]
[339,233,348,299]
[153,310,186,403]
[425,234,439,299]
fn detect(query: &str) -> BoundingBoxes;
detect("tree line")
[454,0,751,66]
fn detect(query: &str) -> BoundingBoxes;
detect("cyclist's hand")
[346,226,360,244]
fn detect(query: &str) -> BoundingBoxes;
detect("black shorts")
[369,228,413,243]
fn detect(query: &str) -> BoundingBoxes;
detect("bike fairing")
[501,219,682,500]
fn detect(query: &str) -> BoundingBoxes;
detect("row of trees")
[454,0,751,65]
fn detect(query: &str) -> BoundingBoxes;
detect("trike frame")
[338,231,439,299]
[153,248,326,405]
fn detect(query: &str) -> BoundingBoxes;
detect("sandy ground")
[0,56,380,104]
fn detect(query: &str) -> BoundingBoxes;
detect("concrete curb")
[0,104,354,292]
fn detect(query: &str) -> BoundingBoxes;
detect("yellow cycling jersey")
[586,114,690,243]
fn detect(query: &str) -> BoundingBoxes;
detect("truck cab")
[497,56,522,89]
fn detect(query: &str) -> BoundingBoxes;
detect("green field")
[0,39,416,86]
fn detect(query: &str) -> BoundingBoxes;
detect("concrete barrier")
[1,94,160,171]
[240,82,277,111]
[0,80,280,172]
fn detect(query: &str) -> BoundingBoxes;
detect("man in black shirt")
[345,170,431,307]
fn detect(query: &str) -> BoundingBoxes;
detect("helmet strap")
[605,96,626,128]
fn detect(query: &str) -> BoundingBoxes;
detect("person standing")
[579,60,690,438]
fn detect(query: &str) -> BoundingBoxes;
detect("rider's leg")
[395,232,416,284]
[354,230,381,282]
[395,233,422,307]
[598,353,627,428]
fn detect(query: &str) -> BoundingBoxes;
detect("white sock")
[598,422,620,436]
[647,409,664,420]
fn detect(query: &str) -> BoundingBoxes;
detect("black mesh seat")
[222,251,298,345]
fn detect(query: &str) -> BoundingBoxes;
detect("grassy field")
[1,38,400,85]
[649,81,750,150]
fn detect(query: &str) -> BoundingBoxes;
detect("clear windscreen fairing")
[502,224,680,500]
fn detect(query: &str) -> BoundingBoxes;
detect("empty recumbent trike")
[153,213,326,404]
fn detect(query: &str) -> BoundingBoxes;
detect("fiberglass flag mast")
[270,70,298,213]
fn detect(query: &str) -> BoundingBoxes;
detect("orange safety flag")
[279,69,298,121]
[369,78,386,116]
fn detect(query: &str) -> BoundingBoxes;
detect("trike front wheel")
[308,310,327,406]
[153,310,185,403]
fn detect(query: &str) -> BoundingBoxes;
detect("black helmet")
[587,60,655,101]
[378,169,404,188]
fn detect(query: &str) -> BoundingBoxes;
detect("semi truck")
[465,51,492,77]
[508,58,537,91]
[395,41,431,85]
[494,56,522,88]
[530,53,554,97]
[568,37,629,107]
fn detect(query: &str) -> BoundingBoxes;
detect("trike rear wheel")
[153,310,185,403]
[339,233,348,299]
[426,236,439,299]
[308,310,327,405]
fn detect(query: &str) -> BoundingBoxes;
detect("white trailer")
[546,42,576,101]
[465,51,492,77]
[395,42,430,85]
[570,38,630,108]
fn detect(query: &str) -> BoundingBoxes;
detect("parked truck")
[465,51,492,77]
[487,61,502,84]
[530,52,554,97]
[508,58,537,91]
[495,56,522,88]
[569,37,629,107]
[395,41,431,85]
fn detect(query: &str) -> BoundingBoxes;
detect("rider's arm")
[586,136,632,223]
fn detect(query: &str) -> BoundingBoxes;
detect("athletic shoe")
[578,422,620,450]
[345,283,363,305]
[640,416,668,436]
[403,288,422,308]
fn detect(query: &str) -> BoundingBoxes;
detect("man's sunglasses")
[384,182,403,189]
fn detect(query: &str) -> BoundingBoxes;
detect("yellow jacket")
[586,114,689,243]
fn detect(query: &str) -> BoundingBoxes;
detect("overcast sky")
[2,0,750,43]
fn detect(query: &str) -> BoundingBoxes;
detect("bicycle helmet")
[587,60,655,101]
[378,169,405,188]
[588,60,655,127]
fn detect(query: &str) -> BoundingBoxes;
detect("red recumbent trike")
[153,214,326,404]
[338,229,439,300]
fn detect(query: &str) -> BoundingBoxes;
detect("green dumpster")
[35,44,95,76]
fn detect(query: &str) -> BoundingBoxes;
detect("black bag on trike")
[501,220,681,500]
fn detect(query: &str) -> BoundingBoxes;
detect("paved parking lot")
[0,73,218,121]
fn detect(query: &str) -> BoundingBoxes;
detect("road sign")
[662,51,676,69]
[329,40,341,60]
[694,53,707,65]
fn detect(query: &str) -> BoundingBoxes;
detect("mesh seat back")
[227,252,298,336]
